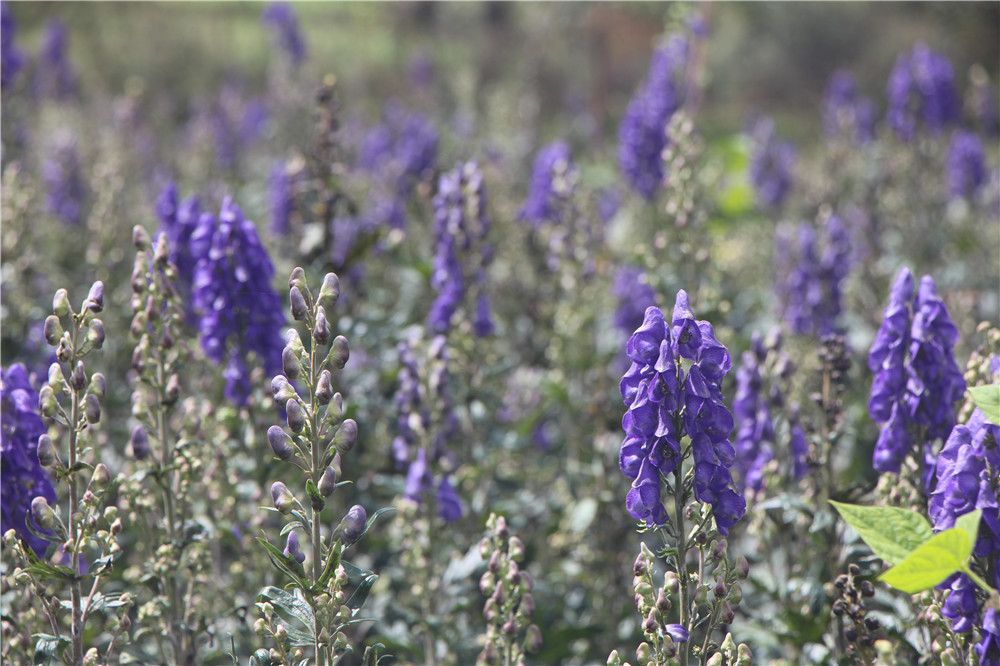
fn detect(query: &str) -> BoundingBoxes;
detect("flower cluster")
[268,161,295,236]
[191,197,285,405]
[618,34,691,200]
[748,118,795,209]
[520,141,573,226]
[358,102,438,205]
[476,514,542,665]
[43,139,87,226]
[155,182,204,303]
[208,86,268,171]
[886,43,959,140]
[428,161,494,336]
[1,364,56,555]
[396,334,463,523]
[823,70,876,144]
[776,213,851,336]
[868,268,966,476]
[38,19,77,99]
[612,265,656,336]
[619,293,744,534]
[1,3,23,90]
[947,130,988,200]
[262,1,306,68]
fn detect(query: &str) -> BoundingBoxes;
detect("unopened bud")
[509,536,525,562]
[286,399,305,433]
[328,336,349,369]
[290,286,308,321]
[335,504,366,545]
[165,374,180,405]
[267,426,293,460]
[52,289,71,318]
[31,497,57,530]
[313,307,330,345]
[333,419,357,452]
[316,370,333,405]
[271,482,295,514]
[283,531,305,564]
[132,225,151,250]
[85,281,104,313]
[524,624,542,653]
[44,316,63,346]
[130,425,150,460]
[319,466,337,497]
[39,386,58,418]
[282,345,300,381]
[88,373,106,399]
[37,435,55,467]
[70,361,86,390]
[84,394,101,424]
[271,375,296,403]
[318,273,340,309]
[91,463,110,488]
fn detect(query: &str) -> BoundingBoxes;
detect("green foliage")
[829,501,933,565]
[970,384,1000,424]
[880,529,973,594]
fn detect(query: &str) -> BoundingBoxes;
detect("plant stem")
[673,463,689,666]
[68,383,83,666]
[307,338,325,666]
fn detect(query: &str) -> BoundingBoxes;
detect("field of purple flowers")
[1,3,999,665]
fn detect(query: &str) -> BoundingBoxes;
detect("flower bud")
[313,306,330,345]
[286,399,306,433]
[85,394,101,424]
[53,289,71,318]
[88,373,106,399]
[267,426,293,460]
[283,531,305,564]
[31,497,57,530]
[656,588,671,613]
[130,425,150,460]
[524,624,542,653]
[132,224,151,250]
[325,392,344,424]
[290,286,308,321]
[271,482,295,514]
[87,319,105,350]
[316,370,333,405]
[735,555,750,579]
[253,618,266,635]
[154,235,170,267]
[288,266,308,293]
[607,650,623,666]
[38,386,58,418]
[328,336,349,369]
[318,273,340,310]
[509,536,525,562]
[85,281,104,313]
[165,374,180,405]
[333,419,357,453]
[37,434,55,467]
[70,361,86,391]
[91,463,110,488]
[335,504,366,545]
[56,335,72,363]
[519,592,535,616]
[281,345,300,381]
[318,465,337,497]
[271,375,296,403]
[47,363,65,391]
[636,642,652,663]
[44,316,63,346]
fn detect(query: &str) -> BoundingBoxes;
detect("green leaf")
[829,501,933,564]
[970,385,1000,424]
[955,509,982,545]
[255,586,316,647]
[32,633,69,665]
[254,536,309,589]
[880,528,973,594]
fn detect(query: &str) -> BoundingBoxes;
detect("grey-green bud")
[37,435,55,467]
[318,273,340,310]
[44,316,63,346]
[286,399,305,433]
[316,370,333,405]
[328,336,349,369]
[313,306,330,345]
[290,286,308,321]
[333,419,357,452]
[319,465,337,497]
[267,426,293,460]
[84,394,101,424]
[52,289,71,318]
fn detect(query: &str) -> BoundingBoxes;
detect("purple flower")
[268,162,294,236]
[428,162,493,336]
[38,19,77,99]
[749,118,795,209]
[823,70,876,144]
[520,141,573,225]
[1,364,56,555]
[665,624,689,643]
[869,268,965,475]
[156,183,203,306]
[597,187,621,224]
[1,3,24,90]
[283,530,305,564]
[977,608,1000,664]
[619,294,744,534]
[359,102,438,202]
[887,44,959,140]
[618,35,691,200]
[43,140,87,226]
[262,2,306,68]
[191,197,285,405]
[947,130,988,199]
[776,215,851,336]
[733,346,774,496]
[436,475,462,523]
[613,266,656,335]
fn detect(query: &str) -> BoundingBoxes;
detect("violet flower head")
[823,70,876,144]
[947,130,988,199]
[43,140,87,226]
[618,34,691,200]
[613,265,656,335]
[1,364,56,555]
[868,268,965,476]
[777,215,851,336]
[155,182,203,298]
[520,141,573,226]
[268,162,294,236]
[619,294,744,535]
[436,476,462,523]
[191,197,285,405]
[393,338,425,466]
[38,19,77,99]
[978,609,1000,664]
[887,43,959,140]
[732,345,774,496]
[359,102,438,201]
[749,118,795,209]
[428,162,493,336]
[262,1,306,68]
[1,3,24,90]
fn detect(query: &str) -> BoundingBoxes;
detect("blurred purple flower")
[613,265,656,335]
[520,141,572,226]
[887,43,959,140]
[38,19,77,99]
[733,342,774,496]
[823,70,876,144]
[1,3,24,90]
[749,118,795,209]
[947,130,988,199]
[262,1,306,68]
[42,140,87,226]
[776,215,850,336]
[268,162,294,236]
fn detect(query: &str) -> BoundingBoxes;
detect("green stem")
[673,464,689,666]
[961,565,998,599]
[307,337,325,666]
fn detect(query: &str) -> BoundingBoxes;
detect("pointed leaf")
[829,501,932,564]
[955,509,982,546]
[880,528,973,594]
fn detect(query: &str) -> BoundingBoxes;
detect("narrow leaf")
[880,528,973,594]
[829,501,933,564]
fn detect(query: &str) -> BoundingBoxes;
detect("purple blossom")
[191,197,285,405]
[776,215,851,336]
[42,140,87,226]
[209,88,268,171]
[262,2,306,68]
[1,3,24,90]
[618,35,691,200]
[619,294,744,535]
[869,268,965,475]
[428,162,493,336]
[887,44,959,140]
[156,182,204,301]
[436,476,462,523]
[283,530,305,564]
[268,162,294,236]
[978,608,1000,664]
[749,118,795,209]
[520,141,572,225]
[733,344,774,496]
[613,265,656,335]
[823,70,876,144]
[359,102,438,202]
[947,130,988,199]
[597,187,621,225]
[38,19,77,99]
[1,364,56,555]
